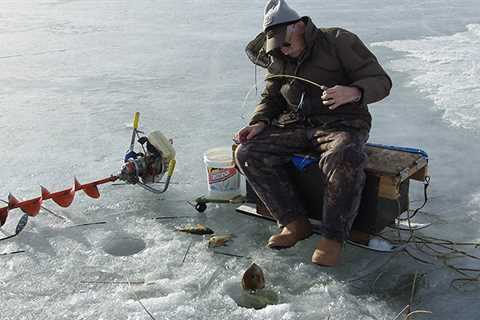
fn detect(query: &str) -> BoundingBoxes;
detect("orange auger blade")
[18,197,42,216]
[1,175,119,226]
[74,178,100,199]
[83,185,101,199]
[41,186,50,199]
[0,207,8,226]
[74,178,82,191]
[8,194,20,207]
[48,182,76,208]
[81,176,118,199]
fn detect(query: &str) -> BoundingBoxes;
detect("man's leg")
[235,126,312,248]
[308,128,369,266]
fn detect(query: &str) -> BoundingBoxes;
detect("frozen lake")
[1,0,480,319]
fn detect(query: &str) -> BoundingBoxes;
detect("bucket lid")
[204,147,234,167]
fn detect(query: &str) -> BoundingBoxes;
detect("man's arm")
[333,29,392,105]
[249,75,287,125]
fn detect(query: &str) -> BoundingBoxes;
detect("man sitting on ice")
[234,0,391,266]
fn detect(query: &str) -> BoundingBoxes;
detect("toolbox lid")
[365,144,428,181]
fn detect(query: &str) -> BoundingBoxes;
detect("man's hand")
[233,122,266,144]
[321,85,362,110]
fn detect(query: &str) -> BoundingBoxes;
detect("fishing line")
[212,250,251,259]
[127,277,157,320]
[239,73,326,120]
[240,84,259,120]
[0,250,25,256]
[391,305,411,320]
[80,280,144,285]
[181,240,193,265]
[65,221,107,228]
[398,176,430,222]
[154,216,194,220]
[240,55,261,120]
[374,226,480,289]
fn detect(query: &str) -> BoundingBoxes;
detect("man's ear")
[294,20,305,33]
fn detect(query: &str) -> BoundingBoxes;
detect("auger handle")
[167,159,176,177]
[133,111,140,130]
[128,112,140,154]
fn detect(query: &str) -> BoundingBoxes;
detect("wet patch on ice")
[372,24,480,130]
[466,191,480,223]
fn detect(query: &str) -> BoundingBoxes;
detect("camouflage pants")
[235,123,369,241]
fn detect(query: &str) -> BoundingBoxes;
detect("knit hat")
[263,0,301,53]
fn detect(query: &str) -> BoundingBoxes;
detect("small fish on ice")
[175,223,214,235]
[242,263,265,291]
[208,234,233,248]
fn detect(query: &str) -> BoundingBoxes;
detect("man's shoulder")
[318,27,358,41]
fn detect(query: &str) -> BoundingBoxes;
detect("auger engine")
[118,113,176,193]
[0,111,176,231]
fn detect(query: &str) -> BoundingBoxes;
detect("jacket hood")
[245,17,318,68]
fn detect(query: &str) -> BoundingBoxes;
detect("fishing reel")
[118,113,176,194]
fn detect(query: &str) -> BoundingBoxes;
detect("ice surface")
[373,24,480,130]
[1,0,480,319]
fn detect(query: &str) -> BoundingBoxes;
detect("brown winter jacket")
[246,17,392,130]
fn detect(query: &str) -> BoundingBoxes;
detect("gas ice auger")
[0,112,176,231]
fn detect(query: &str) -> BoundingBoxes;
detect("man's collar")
[302,17,318,48]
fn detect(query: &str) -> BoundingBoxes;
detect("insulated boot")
[311,238,342,267]
[267,217,312,249]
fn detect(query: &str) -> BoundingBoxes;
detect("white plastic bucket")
[204,147,241,199]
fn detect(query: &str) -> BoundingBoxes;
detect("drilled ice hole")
[102,234,146,256]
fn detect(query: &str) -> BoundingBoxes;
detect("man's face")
[280,23,303,57]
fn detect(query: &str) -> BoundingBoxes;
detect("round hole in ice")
[223,280,279,310]
[102,235,146,256]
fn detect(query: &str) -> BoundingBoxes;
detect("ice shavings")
[373,24,480,130]
[466,190,480,223]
